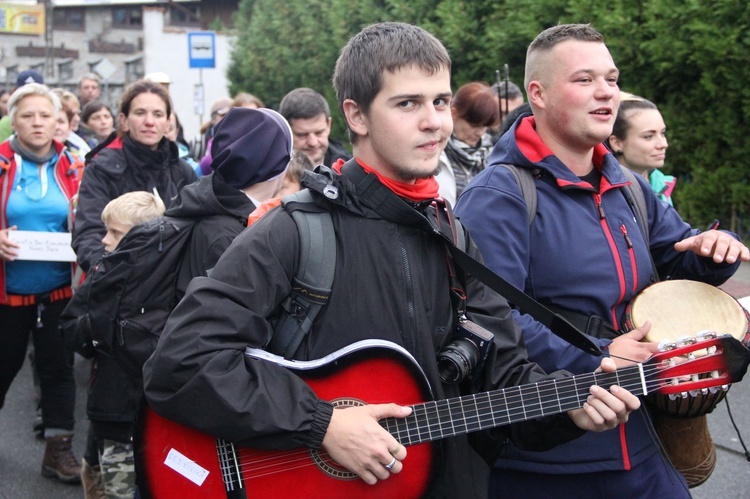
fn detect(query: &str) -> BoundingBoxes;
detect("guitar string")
[230,361,728,477]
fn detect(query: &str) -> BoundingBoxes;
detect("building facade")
[0,0,239,142]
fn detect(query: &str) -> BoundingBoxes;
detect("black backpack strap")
[269,190,336,359]
[496,163,537,225]
[619,166,660,285]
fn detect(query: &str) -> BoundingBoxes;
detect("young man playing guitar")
[142,22,640,498]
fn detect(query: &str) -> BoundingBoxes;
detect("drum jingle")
[623,279,750,418]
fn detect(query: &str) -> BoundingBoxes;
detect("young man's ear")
[527,81,545,111]
[342,99,368,138]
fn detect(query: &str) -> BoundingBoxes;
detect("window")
[112,7,143,29]
[58,59,74,81]
[168,5,200,27]
[53,8,85,31]
[125,57,143,84]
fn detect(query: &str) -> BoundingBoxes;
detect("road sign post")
[188,32,216,133]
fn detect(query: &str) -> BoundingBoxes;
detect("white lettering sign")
[8,231,76,262]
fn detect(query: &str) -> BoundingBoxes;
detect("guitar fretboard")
[380,366,649,445]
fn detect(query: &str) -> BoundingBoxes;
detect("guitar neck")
[381,365,647,446]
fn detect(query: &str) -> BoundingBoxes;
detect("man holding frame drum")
[456,23,750,499]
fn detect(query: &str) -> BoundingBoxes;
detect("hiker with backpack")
[72,79,197,275]
[0,83,82,484]
[142,22,639,497]
[169,106,293,299]
[454,24,750,499]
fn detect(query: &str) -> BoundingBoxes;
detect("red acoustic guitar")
[134,335,749,499]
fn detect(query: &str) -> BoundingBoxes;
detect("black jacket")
[72,135,197,272]
[165,173,257,297]
[144,163,583,498]
[82,173,255,437]
[323,139,352,166]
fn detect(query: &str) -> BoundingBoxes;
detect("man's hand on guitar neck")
[568,357,642,432]
[322,403,411,485]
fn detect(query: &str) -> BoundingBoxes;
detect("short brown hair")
[333,22,451,143]
[524,24,605,90]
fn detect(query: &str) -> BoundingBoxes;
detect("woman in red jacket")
[0,82,81,484]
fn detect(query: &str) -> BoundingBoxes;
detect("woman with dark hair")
[607,93,674,205]
[71,79,196,496]
[0,83,82,483]
[436,81,499,205]
[78,100,114,148]
[73,79,196,271]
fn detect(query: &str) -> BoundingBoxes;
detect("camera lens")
[436,340,479,384]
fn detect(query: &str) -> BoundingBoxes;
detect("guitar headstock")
[647,333,750,396]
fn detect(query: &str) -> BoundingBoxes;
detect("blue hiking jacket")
[455,115,740,473]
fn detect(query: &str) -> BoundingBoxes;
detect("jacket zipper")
[397,226,418,355]
[620,225,638,293]
[594,193,626,329]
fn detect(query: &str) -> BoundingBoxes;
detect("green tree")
[228,0,750,235]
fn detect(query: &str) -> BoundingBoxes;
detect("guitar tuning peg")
[677,336,697,346]
[701,388,709,395]
[722,384,730,392]
[659,340,677,352]
[709,387,719,394]
[668,393,678,401]
[680,391,689,399]
[689,390,699,397]
[696,330,717,340]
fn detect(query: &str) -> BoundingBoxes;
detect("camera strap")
[341,161,602,357]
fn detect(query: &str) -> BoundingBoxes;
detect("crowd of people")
[0,20,747,499]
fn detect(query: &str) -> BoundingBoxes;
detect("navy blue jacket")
[455,115,740,473]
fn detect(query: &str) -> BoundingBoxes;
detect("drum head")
[630,280,748,344]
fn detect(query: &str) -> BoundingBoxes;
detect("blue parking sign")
[188,32,216,69]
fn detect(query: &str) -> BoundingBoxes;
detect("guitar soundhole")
[309,397,366,481]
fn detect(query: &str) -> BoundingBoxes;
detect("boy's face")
[102,220,133,252]
[345,64,453,182]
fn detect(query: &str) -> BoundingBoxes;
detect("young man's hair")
[524,24,605,90]
[278,88,330,122]
[333,22,451,143]
[101,191,166,228]
[285,150,315,184]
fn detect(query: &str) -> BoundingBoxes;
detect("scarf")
[332,158,440,202]
[10,136,58,165]
[442,134,491,198]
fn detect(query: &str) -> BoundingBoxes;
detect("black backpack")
[61,191,335,376]
[74,216,196,377]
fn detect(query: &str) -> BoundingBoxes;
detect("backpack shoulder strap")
[268,189,336,358]
[496,163,537,225]
[619,166,650,246]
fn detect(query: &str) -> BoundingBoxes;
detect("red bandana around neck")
[333,158,440,203]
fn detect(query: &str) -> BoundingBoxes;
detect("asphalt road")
[1,268,750,498]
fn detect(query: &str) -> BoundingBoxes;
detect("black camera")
[436,319,494,384]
